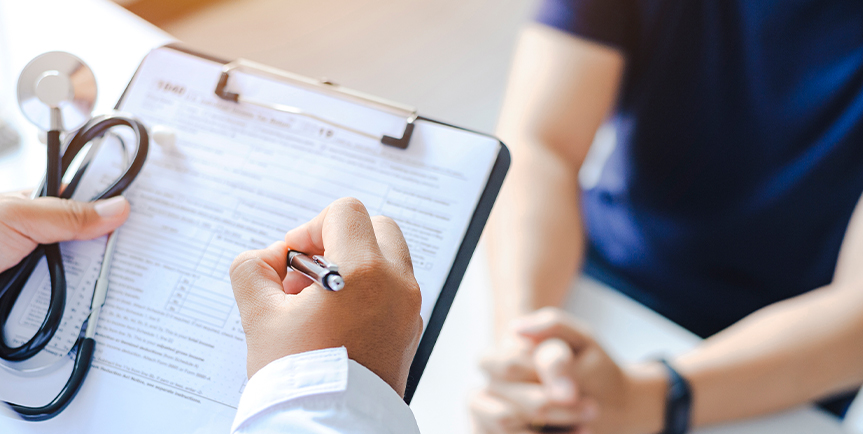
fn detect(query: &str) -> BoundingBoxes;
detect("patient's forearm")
[673,284,863,427]
[487,26,625,335]
[487,144,583,333]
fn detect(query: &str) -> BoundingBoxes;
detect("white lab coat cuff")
[231,346,418,434]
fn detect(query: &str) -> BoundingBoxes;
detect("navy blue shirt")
[538,1,863,338]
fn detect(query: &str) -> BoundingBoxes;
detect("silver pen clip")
[312,255,339,272]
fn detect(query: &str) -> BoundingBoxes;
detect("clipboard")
[0,44,509,432]
[114,44,511,404]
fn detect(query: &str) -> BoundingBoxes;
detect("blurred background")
[113,0,539,134]
[6,2,861,434]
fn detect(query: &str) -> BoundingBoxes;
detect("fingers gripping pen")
[287,250,346,291]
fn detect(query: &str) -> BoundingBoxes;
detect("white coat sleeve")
[231,347,420,434]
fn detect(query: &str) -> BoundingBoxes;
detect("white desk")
[0,1,853,433]
[0,0,173,192]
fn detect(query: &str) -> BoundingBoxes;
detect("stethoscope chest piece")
[17,51,96,132]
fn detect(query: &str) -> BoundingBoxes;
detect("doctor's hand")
[472,308,667,434]
[230,197,423,396]
[0,191,130,273]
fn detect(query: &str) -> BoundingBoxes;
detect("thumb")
[534,338,579,404]
[230,242,290,318]
[2,196,130,244]
[512,307,593,351]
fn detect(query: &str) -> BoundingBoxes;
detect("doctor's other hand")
[0,191,130,273]
[229,197,423,396]
[472,308,667,434]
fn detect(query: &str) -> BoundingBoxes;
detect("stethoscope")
[0,52,149,421]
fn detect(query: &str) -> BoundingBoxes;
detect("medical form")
[0,46,503,432]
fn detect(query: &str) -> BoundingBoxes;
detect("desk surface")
[411,249,848,434]
[0,0,173,192]
[0,1,851,433]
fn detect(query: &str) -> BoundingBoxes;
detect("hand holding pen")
[229,198,423,395]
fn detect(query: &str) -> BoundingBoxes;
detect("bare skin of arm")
[670,191,863,428]
[488,24,624,334]
[475,192,863,434]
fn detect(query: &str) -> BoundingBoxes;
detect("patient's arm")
[487,24,624,335]
[671,191,863,427]
[475,192,863,434]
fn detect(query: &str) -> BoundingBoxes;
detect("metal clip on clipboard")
[214,59,417,149]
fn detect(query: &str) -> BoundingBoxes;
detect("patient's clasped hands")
[473,308,668,434]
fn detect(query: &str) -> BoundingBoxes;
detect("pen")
[287,250,346,291]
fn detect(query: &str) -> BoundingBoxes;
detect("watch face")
[659,359,692,434]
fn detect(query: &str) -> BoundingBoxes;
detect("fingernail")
[94,197,128,218]
[549,377,575,401]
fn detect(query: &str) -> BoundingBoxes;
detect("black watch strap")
[658,359,692,434]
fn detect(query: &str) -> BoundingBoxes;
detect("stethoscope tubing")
[6,337,96,422]
[0,113,149,421]
[0,131,67,361]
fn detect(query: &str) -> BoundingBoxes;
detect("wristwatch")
[658,359,692,434]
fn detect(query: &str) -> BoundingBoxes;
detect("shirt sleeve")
[535,0,639,55]
[231,347,419,434]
